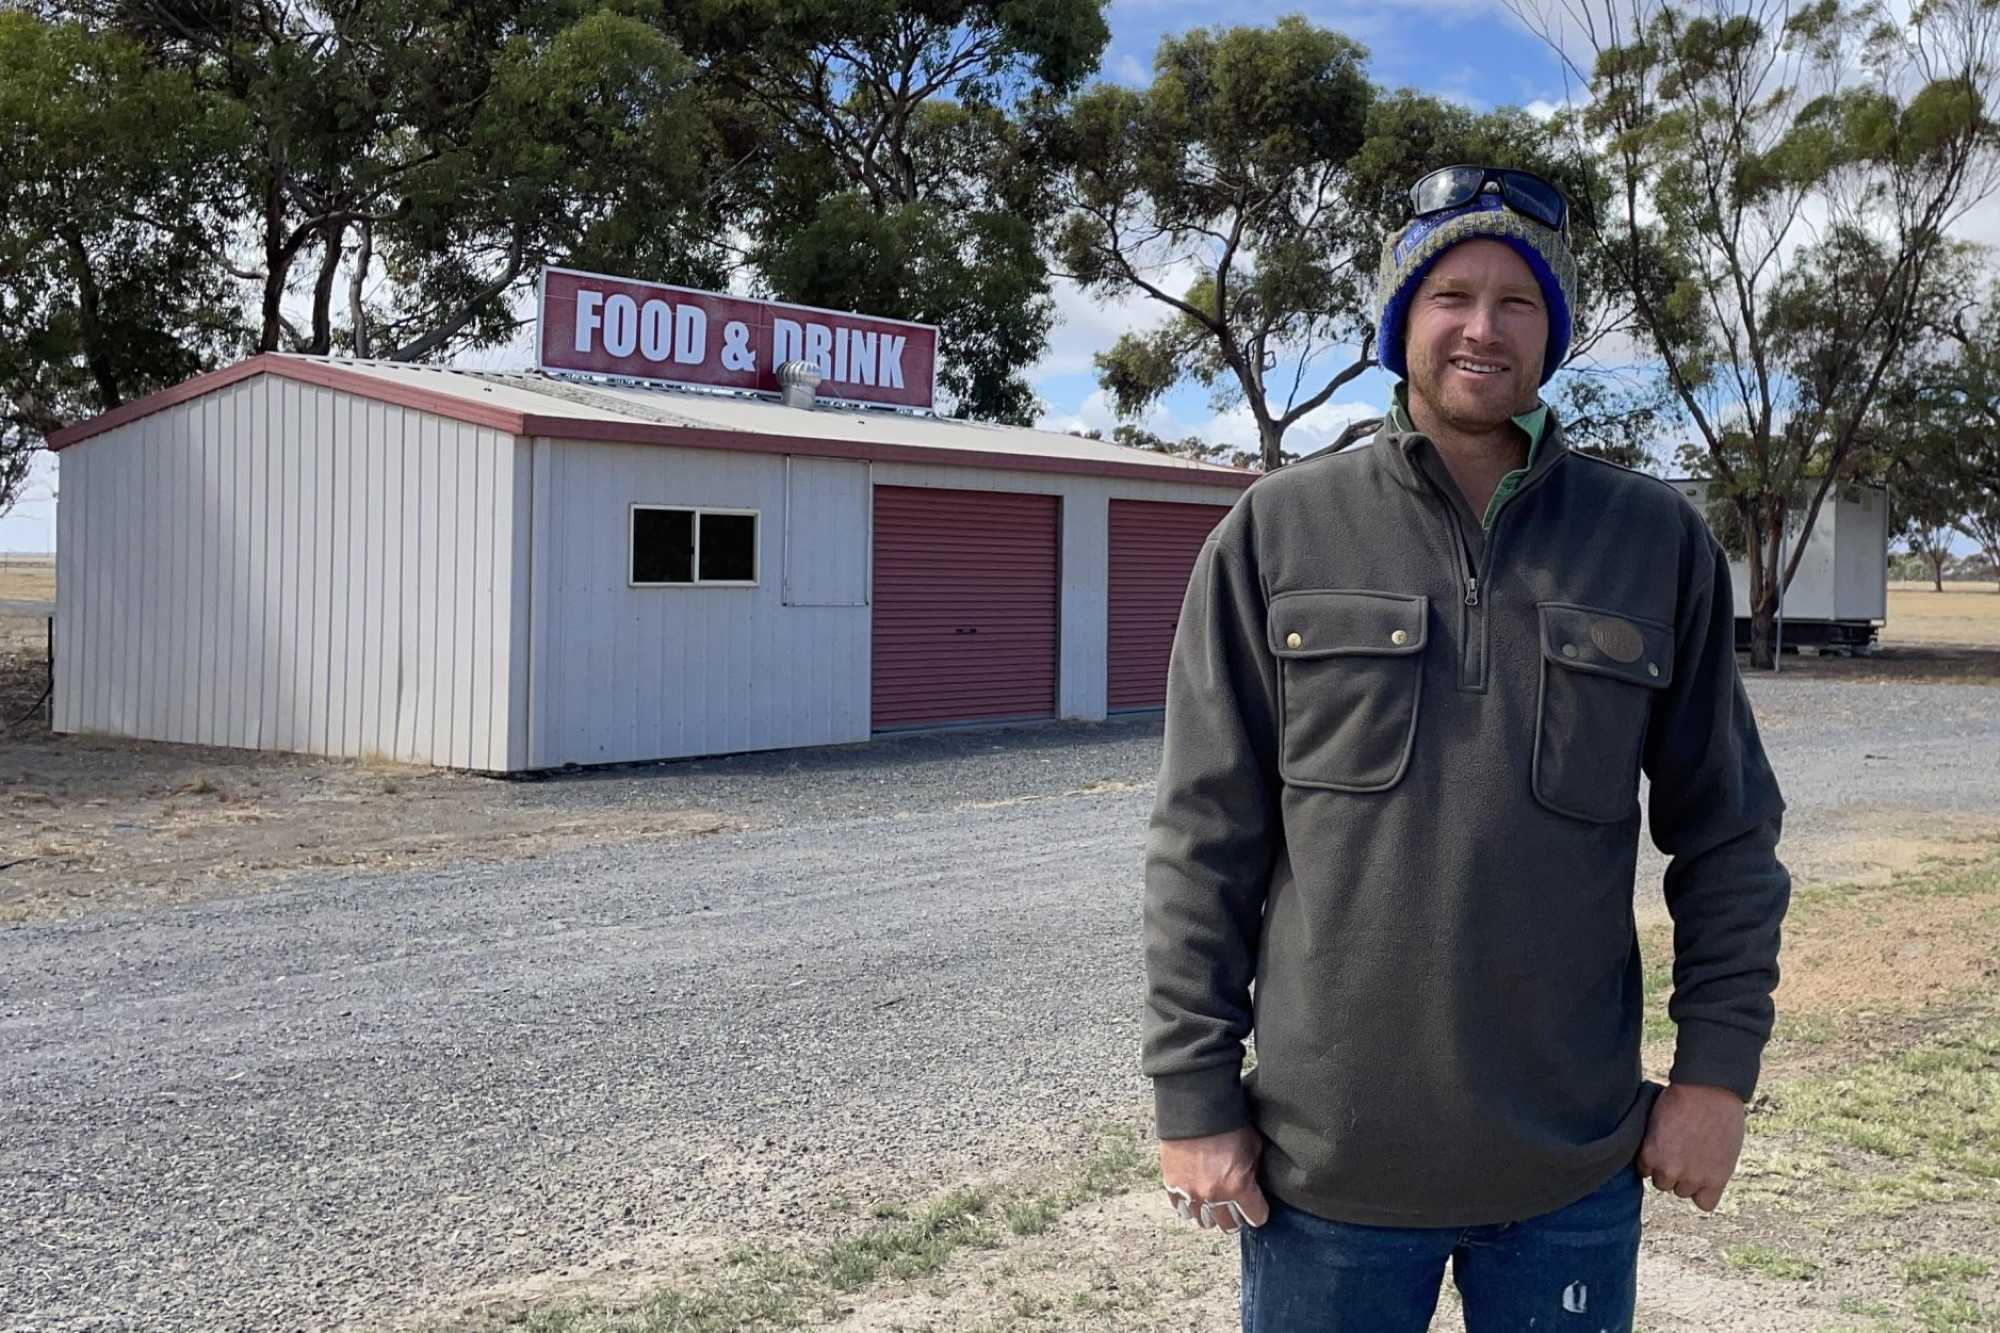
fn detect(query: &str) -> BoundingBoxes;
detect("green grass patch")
[1004,1197,1060,1236]
[1722,1243,1822,1281]
[1914,1286,2000,1332]
[413,1129,1154,1333]
[1641,924,1675,1043]
[1789,849,2000,919]
[1905,1255,1994,1286]
[1759,1010,2000,1184]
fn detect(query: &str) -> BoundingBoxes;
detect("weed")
[1004,1197,1059,1236]
[1905,1255,1994,1286]
[1722,1243,1822,1280]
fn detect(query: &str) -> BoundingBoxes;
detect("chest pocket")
[1532,602,1675,822]
[1268,590,1428,792]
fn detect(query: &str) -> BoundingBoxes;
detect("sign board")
[537,266,938,411]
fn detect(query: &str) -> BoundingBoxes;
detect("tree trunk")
[350,220,373,359]
[1929,549,1945,593]
[1743,503,1774,670]
[260,175,286,353]
[1257,415,1286,474]
[308,219,346,355]
[59,229,122,408]
[1747,597,1774,670]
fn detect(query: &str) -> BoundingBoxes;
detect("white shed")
[48,355,1249,771]
[1669,477,1890,648]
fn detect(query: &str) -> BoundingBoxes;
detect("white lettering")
[850,330,877,386]
[603,294,638,358]
[574,290,604,353]
[674,305,708,365]
[804,322,834,378]
[879,334,906,389]
[640,300,673,362]
[833,327,849,383]
[772,318,803,372]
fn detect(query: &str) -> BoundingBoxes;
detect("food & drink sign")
[537,266,937,411]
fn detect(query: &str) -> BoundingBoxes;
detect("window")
[630,506,759,587]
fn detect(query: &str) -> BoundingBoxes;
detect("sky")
[4,0,1995,553]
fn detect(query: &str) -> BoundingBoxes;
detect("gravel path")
[3,680,1996,1332]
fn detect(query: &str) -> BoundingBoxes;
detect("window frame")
[628,504,762,589]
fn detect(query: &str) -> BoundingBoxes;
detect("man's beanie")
[1374,190,1578,385]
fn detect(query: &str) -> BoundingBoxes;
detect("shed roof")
[49,354,1257,491]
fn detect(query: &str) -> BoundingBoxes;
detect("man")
[1141,165,1790,1332]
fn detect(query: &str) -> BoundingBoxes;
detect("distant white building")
[1669,478,1890,648]
[49,355,1247,771]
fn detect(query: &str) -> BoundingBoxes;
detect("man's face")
[1404,238,1547,431]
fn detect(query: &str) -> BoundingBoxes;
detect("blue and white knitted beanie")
[1374,191,1578,385]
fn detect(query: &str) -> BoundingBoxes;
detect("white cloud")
[1032,264,1206,379]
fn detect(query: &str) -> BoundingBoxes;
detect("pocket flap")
[1269,590,1429,659]
[1538,602,1674,688]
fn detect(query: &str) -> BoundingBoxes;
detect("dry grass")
[0,555,54,604]
[1885,583,2000,649]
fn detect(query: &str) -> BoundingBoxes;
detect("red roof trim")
[48,357,278,449]
[47,355,1257,491]
[48,354,529,449]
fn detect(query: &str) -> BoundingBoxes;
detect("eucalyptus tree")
[1511,0,2000,664]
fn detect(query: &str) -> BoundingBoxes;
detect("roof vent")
[777,360,823,410]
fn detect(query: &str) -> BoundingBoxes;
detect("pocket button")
[1286,632,1302,649]
[1391,629,1408,646]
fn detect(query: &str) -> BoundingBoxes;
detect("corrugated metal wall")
[532,439,872,766]
[53,376,524,769]
[1107,500,1232,710]
[871,486,1060,729]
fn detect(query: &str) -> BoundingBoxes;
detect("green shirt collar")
[1387,383,1551,531]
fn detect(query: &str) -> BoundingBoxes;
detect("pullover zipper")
[1420,459,1561,691]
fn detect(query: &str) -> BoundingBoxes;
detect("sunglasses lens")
[1411,166,1487,217]
[1500,172,1566,229]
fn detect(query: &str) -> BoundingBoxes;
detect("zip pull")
[1465,576,1480,607]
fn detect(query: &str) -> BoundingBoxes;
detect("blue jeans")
[1240,1165,1644,1332]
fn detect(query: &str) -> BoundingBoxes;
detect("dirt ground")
[1,560,737,924]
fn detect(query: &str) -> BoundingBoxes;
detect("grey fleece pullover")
[1141,420,1790,1228]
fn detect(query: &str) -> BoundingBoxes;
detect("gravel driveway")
[3,679,1997,1332]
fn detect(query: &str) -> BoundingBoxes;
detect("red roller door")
[1107,500,1232,710]
[872,486,1060,729]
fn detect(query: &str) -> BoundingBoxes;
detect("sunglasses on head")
[1408,165,1570,237]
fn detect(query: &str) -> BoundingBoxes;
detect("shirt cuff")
[1153,1062,1250,1139]
[1669,1018,1767,1102]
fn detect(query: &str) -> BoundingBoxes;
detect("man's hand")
[1637,1082,1747,1212]
[1160,1126,1272,1233]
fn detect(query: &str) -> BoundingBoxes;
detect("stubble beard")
[1408,347,1540,438]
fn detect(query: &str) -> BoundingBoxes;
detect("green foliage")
[1545,370,1675,470]
[2,0,1101,478]
[0,12,247,509]
[690,0,1111,421]
[1555,0,2000,663]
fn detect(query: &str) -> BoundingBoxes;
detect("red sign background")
[537,267,937,410]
